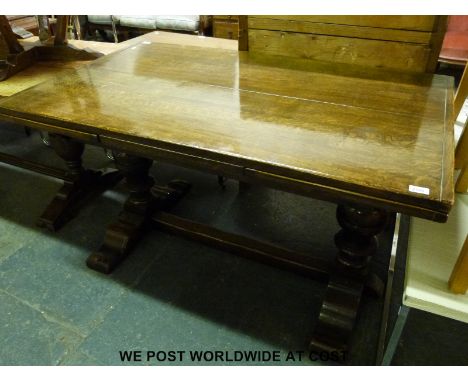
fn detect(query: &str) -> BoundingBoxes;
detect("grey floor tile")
[75,235,327,365]
[0,290,84,365]
[59,349,104,366]
[0,241,128,335]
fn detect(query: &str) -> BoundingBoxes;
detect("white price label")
[409,185,430,195]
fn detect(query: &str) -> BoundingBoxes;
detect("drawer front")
[213,21,239,40]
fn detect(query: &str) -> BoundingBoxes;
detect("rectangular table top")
[0,35,455,221]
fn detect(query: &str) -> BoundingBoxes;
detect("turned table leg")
[87,153,154,274]
[87,153,190,274]
[37,133,122,231]
[310,203,388,356]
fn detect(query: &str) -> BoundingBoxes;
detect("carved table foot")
[37,134,122,231]
[310,204,388,357]
[87,153,190,274]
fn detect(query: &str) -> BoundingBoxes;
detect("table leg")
[87,153,190,274]
[310,204,388,356]
[37,133,122,231]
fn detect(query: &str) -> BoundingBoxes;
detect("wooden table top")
[0,35,454,221]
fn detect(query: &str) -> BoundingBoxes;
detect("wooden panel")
[213,15,239,22]
[455,64,468,123]
[449,234,468,294]
[248,17,432,44]
[238,16,248,51]
[248,29,431,72]
[456,120,468,170]
[426,15,448,73]
[456,165,468,193]
[213,20,239,40]
[0,42,454,219]
[252,16,436,31]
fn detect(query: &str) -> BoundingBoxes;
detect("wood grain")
[425,16,448,73]
[251,16,437,31]
[449,234,468,294]
[456,165,468,193]
[213,20,239,40]
[454,63,468,123]
[456,120,468,170]
[248,17,433,44]
[248,29,431,72]
[247,16,445,73]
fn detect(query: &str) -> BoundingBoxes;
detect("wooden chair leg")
[456,120,468,170]
[54,15,69,46]
[454,64,468,121]
[110,16,119,43]
[449,235,468,294]
[456,164,468,193]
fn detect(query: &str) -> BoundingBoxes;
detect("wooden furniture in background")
[454,63,468,118]
[213,16,239,40]
[1,16,38,72]
[241,16,447,72]
[0,15,98,81]
[53,15,69,46]
[457,154,468,193]
[455,119,468,194]
[6,15,39,35]
[449,234,468,294]
[0,16,24,54]
[455,63,468,193]
[439,15,468,65]
[440,15,468,183]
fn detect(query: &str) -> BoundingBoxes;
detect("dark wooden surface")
[0,36,455,221]
[0,15,24,54]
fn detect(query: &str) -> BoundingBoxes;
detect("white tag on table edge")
[409,185,430,195]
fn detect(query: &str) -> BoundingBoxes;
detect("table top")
[1,32,238,98]
[0,34,454,221]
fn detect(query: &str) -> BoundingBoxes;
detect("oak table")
[0,35,455,357]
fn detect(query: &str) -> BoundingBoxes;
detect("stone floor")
[0,121,467,366]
